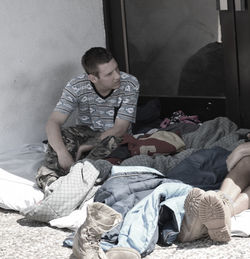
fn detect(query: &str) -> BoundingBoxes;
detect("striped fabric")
[54,72,140,132]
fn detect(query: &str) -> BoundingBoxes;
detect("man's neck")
[91,82,113,99]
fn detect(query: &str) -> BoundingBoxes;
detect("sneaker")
[199,190,231,242]
[178,188,208,242]
[106,247,141,259]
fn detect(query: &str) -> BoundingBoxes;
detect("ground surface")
[1,208,249,259]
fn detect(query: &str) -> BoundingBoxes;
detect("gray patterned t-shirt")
[54,71,140,132]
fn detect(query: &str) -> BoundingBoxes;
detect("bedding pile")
[0,117,250,258]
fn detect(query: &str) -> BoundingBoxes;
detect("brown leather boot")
[73,202,122,259]
[106,247,141,259]
[199,190,232,242]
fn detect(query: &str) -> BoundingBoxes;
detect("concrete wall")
[0,0,105,151]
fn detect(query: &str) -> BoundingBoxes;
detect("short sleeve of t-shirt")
[54,77,85,115]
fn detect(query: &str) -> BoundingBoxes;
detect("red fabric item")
[122,131,185,156]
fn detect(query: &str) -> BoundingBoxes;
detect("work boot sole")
[178,188,207,242]
[199,191,231,242]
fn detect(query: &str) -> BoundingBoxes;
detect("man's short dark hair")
[81,47,113,76]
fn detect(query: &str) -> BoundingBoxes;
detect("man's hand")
[75,144,94,161]
[226,142,250,171]
[57,150,75,171]
[46,111,74,171]
[100,118,130,140]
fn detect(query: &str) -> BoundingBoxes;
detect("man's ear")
[88,74,98,84]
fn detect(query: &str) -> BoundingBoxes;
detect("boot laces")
[82,227,101,249]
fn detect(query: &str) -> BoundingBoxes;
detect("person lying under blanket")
[178,142,250,243]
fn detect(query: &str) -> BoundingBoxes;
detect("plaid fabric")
[23,161,100,222]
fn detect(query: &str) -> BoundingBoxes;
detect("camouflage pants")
[37,125,121,190]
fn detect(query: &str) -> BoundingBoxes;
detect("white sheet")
[0,168,44,211]
[0,143,46,182]
[49,198,94,230]
[231,210,250,237]
[0,143,45,211]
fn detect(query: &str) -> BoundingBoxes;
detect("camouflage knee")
[43,125,101,175]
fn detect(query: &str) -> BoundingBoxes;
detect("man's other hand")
[75,144,94,161]
[57,150,74,171]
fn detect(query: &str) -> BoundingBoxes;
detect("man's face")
[95,58,121,91]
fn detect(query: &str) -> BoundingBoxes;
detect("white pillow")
[0,168,44,211]
[49,198,94,230]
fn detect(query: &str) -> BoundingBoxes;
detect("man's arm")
[75,118,130,160]
[101,73,139,141]
[99,118,130,140]
[226,142,250,171]
[46,111,74,171]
